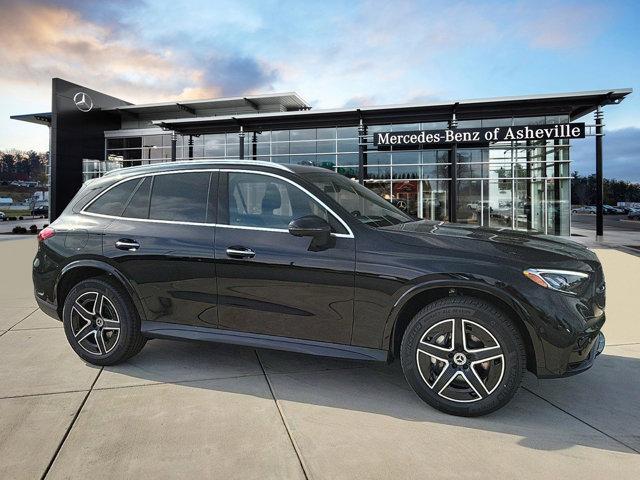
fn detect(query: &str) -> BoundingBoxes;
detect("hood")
[379,220,599,266]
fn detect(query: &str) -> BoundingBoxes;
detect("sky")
[0,0,638,181]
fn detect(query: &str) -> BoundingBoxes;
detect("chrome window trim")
[80,167,355,239]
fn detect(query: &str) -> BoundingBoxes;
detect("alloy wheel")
[70,291,121,356]
[415,318,505,403]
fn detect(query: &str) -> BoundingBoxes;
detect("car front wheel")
[400,296,525,416]
[62,277,146,365]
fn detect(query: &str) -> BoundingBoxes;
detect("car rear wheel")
[400,296,525,416]
[62,277,146,365]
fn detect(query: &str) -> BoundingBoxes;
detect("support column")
[553,139,561,235]
[526,140,532,230]
[448,112,458,223]
[170,131,177,162]
[188,135,194,159]
[595,106,604,240]
[252,132,257,160]
[239,127,245,160]
[358,120,367,184]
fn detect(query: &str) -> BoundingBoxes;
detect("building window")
[101,114,572,235]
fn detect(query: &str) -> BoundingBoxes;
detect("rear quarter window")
[85,179,139,216]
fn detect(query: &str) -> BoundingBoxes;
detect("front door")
[214,170,356,345]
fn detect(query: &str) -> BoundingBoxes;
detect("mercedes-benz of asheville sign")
[373,123,585,147]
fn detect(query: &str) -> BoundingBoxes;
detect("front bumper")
[556,332,606,377]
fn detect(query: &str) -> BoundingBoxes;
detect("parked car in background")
[628,209,640,221]
[33,160,607,417]
[603,206,616,215]
[606,206,625,214]
[571,206,596,214]
[0,211,6,221]
[31,205,49,216]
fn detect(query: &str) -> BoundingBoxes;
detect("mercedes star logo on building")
[73,92,94,112]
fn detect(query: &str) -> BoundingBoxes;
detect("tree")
[571,172,640,205]
[0,152,16,177]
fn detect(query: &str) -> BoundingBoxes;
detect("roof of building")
[9,112,52,126]
[10,88,632,131]
[152,88,632,134]
[103,92,310,116]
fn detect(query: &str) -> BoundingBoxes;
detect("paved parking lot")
[1,238,639,479]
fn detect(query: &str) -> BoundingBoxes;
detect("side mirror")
[288,215,332,249]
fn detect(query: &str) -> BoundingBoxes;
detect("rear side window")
[86,179,138,216]
[122,177,151,219]
[149,172,211,223]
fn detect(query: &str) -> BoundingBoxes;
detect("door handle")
[226,246,255,259]
[115,239,140,251]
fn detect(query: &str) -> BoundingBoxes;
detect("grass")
[2,210,33,218]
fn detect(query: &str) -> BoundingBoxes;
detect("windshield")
[302,172,413,227]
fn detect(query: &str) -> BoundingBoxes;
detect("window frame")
[82,169,217,227]
[147,171,213,224]
[80,168,353,238]
[218,169,353,238]
[84,177,142,217]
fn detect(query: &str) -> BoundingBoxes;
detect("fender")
[55,259,148,322]
[381,278,544,370]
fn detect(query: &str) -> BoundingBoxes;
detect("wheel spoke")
[73,301,94,322]
[453,318,465,350]
[97,294,107,318]
[432,364,457,393]
[470,346,502,362]
[103,318,120,327]
[460,370,489,399]
[417,341,449,360]
[73,321,92,339]
[95,330,107,355]
[77,329,99,354]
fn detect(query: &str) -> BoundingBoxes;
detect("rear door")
[100,170,218,327]
[214,169,356,344]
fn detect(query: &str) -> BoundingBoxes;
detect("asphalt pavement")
[571,213,640,232]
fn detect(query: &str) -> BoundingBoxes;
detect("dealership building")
[11,79,631,236]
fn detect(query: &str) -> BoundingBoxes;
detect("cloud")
[516,3,609,50]
[572,127,640,183]
[0,0,278,103]
[198,56,278,97]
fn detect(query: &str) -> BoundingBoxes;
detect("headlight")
[523,268,589,295]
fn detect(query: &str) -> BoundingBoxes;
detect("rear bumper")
[35,293,60,321]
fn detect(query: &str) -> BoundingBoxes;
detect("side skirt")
[141,321,389,362]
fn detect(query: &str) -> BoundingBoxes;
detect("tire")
[62,276,146,366]
[400,296,525,417]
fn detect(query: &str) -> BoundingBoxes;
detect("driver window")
[227,172,346,233]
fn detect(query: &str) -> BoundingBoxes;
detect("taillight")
[37,227,55,242]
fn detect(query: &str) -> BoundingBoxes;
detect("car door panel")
[101,170,218,327]
[215,170,356,344]
[215,227,355,343]
[103,221,217,326]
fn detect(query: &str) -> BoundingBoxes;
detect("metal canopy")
[152,88,632,135]
[104,92,309,116]
[9,112,52,126]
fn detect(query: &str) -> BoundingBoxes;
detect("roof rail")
[103,159,293,177]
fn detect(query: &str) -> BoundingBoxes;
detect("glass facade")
[97,114,572,235]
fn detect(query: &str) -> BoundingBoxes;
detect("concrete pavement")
[1,237,639,479]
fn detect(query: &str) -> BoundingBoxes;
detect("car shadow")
[96,339,639,455]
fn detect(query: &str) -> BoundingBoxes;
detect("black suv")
[33,161,606,416]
